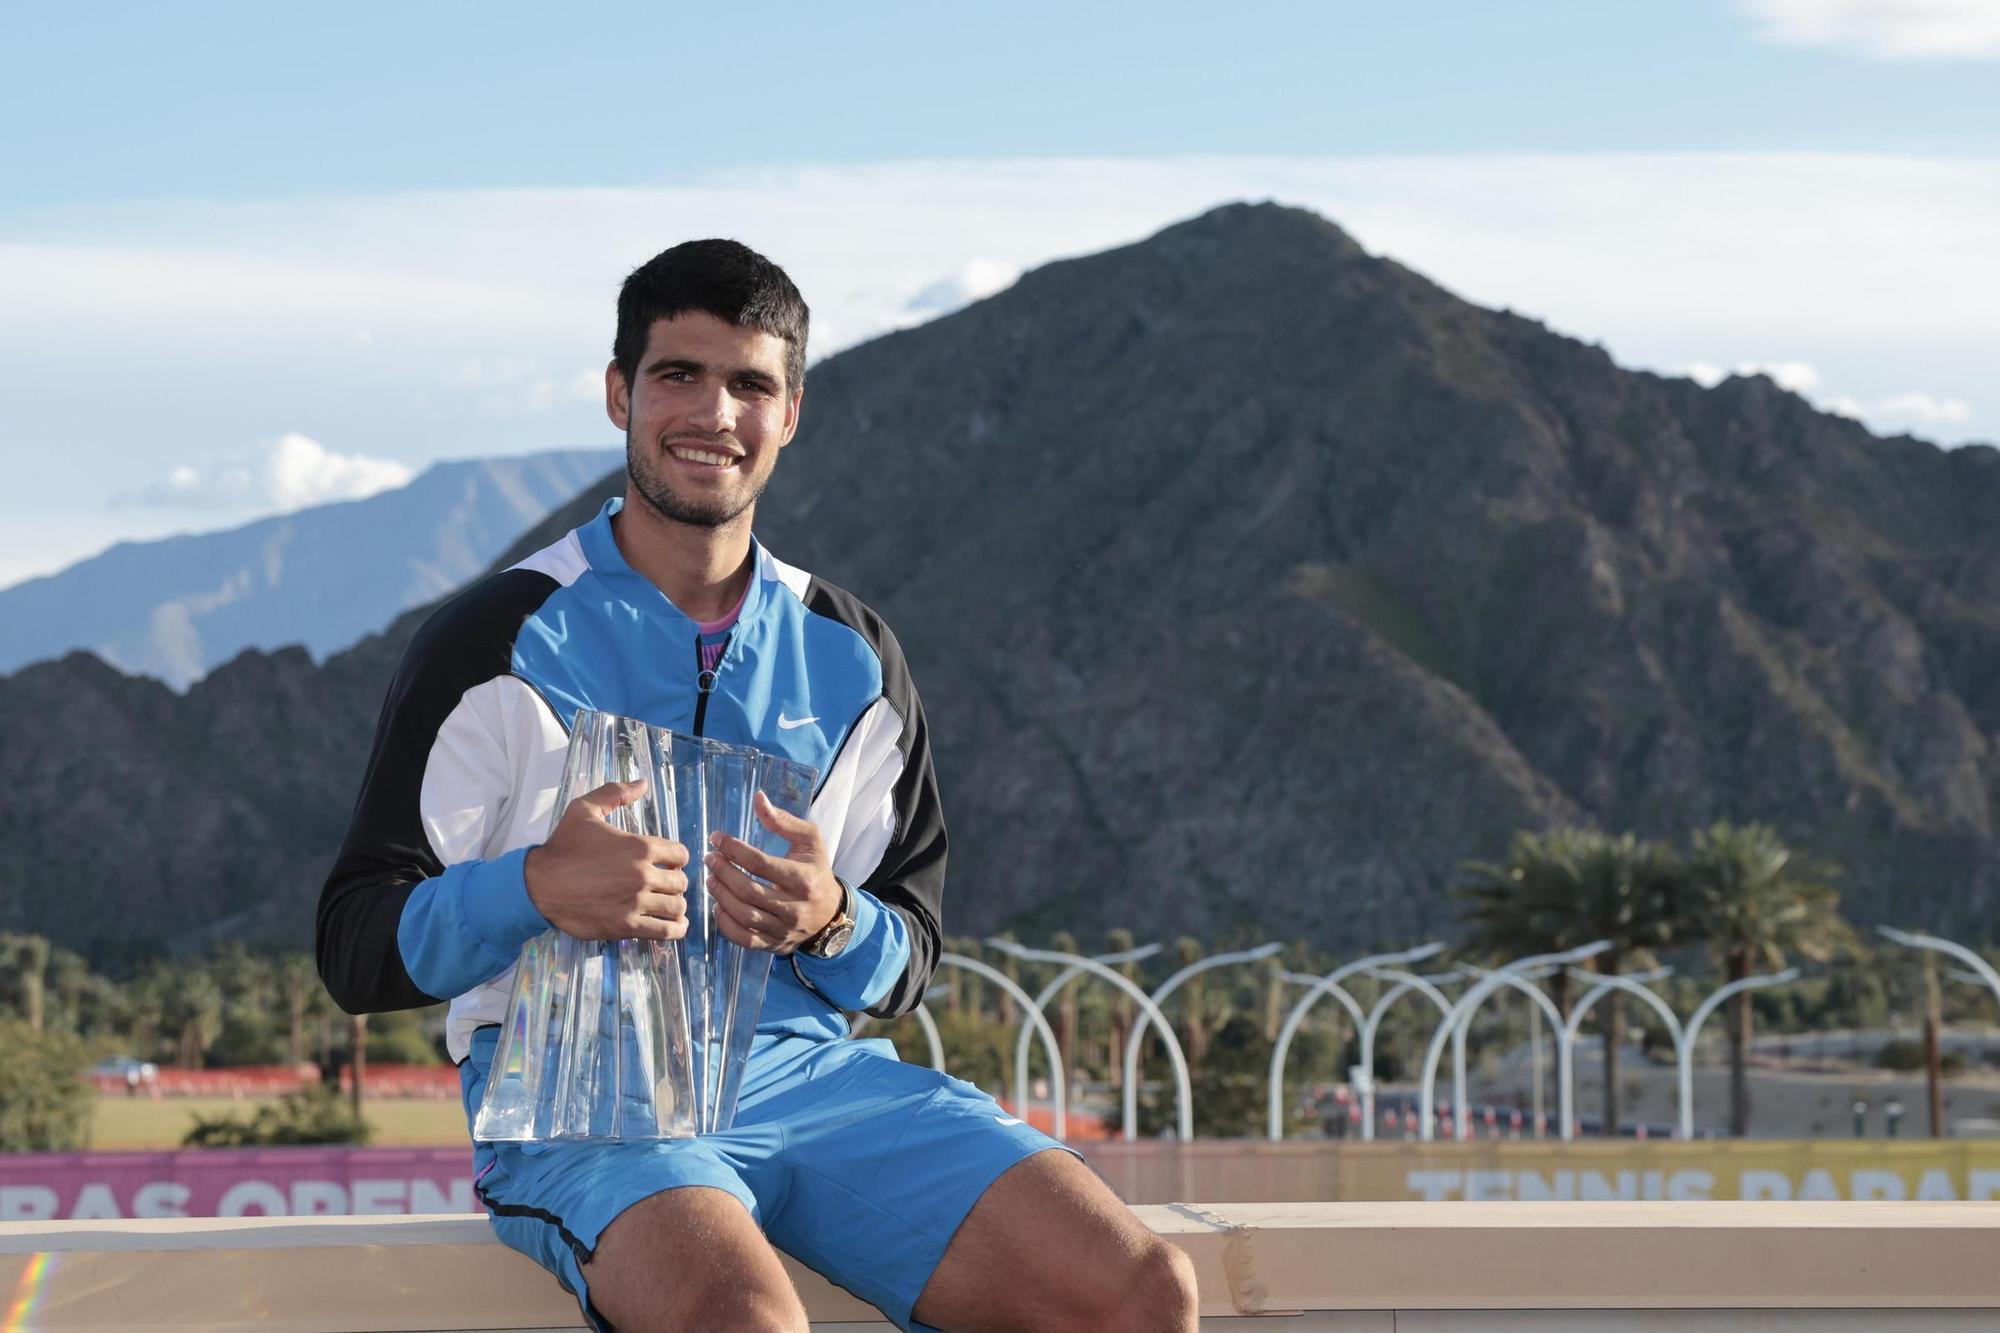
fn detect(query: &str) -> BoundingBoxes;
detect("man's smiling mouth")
[668,445,741,468]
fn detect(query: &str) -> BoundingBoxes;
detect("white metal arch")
[1355,968,1460,1142]
[1265,944,1445,1142]
[1006,943,1161,1146]
[1119,942,1284,1142]
[936,952,1070,1138]
[987,939,1195,1141]
[1418,943,1608,1143]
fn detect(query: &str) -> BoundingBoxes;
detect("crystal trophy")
[474,709,818,1141]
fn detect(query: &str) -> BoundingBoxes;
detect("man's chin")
[630,479,749,530]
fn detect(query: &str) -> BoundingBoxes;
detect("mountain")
[3,203,1996,967]
[0,449,621,689]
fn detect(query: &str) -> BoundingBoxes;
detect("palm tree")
[1567,833,1683,1137]
[1682,822,1851,1136]
[1173,937,1210,1074]
[1458,828,1682,1135]
[1104,928,1137,1075]
[0,934,51,1032]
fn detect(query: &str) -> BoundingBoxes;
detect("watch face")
[811,921,856,959]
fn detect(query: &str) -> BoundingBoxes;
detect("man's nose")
[689,381,736,433]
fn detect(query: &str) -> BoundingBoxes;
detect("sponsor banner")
[1372,1140,2000,1202]
[0,1147,475,1221]
[1078,1138,2000,1205]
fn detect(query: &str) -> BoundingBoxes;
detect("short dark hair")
[613,239,810,393]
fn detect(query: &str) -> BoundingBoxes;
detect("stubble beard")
[625,431,768,530]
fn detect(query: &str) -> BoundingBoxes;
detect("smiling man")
[316,240,1197,1333]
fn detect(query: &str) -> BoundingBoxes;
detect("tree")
[147,964,224,1069]
[1172,937,1210,1074]
[0,933,51,1033]
[0,1019,92,1151]
[1104,928,1137,1075]
[1048,930,1080,1078]
[1458,828,1682,1135]
[1681,822,1851,1136]
[281,953,323,1066]
[1458,830,1594,1020]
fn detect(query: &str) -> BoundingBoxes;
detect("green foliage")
[879,1007,1013,1094]
[0,1018,92,1151]
[182,1085,371,1147]
[1138,1014,1327,1138]
[1873,1039,1966,1075]
[367,1007,445,1065]
[1682,822,1853,971]
[0,933,52,1032]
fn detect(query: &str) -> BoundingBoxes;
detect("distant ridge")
[0,448,621,688]
[3,202,1995,965]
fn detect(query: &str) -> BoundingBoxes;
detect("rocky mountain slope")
[4,204,1994,966]
[0,448,619,688]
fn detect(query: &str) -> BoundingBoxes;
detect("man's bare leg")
[582,1186,807,1333]
[911,1150,1199,1333]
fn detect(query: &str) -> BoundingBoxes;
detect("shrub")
[182,1085,370,1147]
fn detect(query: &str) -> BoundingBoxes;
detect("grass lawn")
[88,1095,470,1150]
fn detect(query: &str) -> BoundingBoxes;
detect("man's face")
[608,311,801,530]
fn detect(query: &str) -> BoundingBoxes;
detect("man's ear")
[779,387,804,448]
[606,360,630,431]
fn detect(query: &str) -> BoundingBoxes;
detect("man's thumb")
[572,778,648,820]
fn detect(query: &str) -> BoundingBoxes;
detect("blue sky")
[1,0,1996,586]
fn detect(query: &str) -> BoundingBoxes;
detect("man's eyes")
[656,371,769,394]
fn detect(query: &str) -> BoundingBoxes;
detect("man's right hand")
[523,779,690,941]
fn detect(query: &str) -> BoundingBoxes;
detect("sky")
[1,0,1995,589]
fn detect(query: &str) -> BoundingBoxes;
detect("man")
[317,239,1198,1333]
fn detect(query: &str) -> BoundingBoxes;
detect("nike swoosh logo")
[994,1115,1024,1126]
[777,714,819,730]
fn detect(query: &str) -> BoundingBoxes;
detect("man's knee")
[584,1187,807,1333]
[1044,1233,1198,1333]
[1099,1236,1199,1333]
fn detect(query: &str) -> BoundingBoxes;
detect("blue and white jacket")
[316,499,945,1063]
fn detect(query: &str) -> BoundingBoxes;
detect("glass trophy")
[474,709,818,1141]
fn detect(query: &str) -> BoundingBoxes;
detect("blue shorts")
[459,1025,1071,1332]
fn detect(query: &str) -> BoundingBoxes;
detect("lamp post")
[1679,968,1800,1138]
[1418,943,1609,1142]
[1119,942,1284,1142]
[1559,967,1676,1138]
[1265,944,1447,1142]
[1880,927,2000,1016]
[985,938,1194,1140]
[936,952,1070,1138]
[1008,942,1162,1145]
[1354,968,1461,1142]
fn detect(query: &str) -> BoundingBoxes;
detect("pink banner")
[0,1146,477,1220]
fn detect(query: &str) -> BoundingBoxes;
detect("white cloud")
[903,258,1022,318]
[1680,360,1823,392]
[1679,360,1976,431]
[1875,390,1972,423]
[5,152,1996,583]
[1741,0,2000,59]
[133,434,413,512]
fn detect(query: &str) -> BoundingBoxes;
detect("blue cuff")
[396,847,550,1000]
[793,887,910,1011]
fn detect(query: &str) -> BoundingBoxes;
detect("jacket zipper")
[691,631,730,736]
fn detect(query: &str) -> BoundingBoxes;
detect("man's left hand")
[704,790,842,954]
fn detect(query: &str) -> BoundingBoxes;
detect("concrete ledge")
[6,1202,2000,1330]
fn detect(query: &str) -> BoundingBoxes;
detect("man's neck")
[611,487,754,623]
